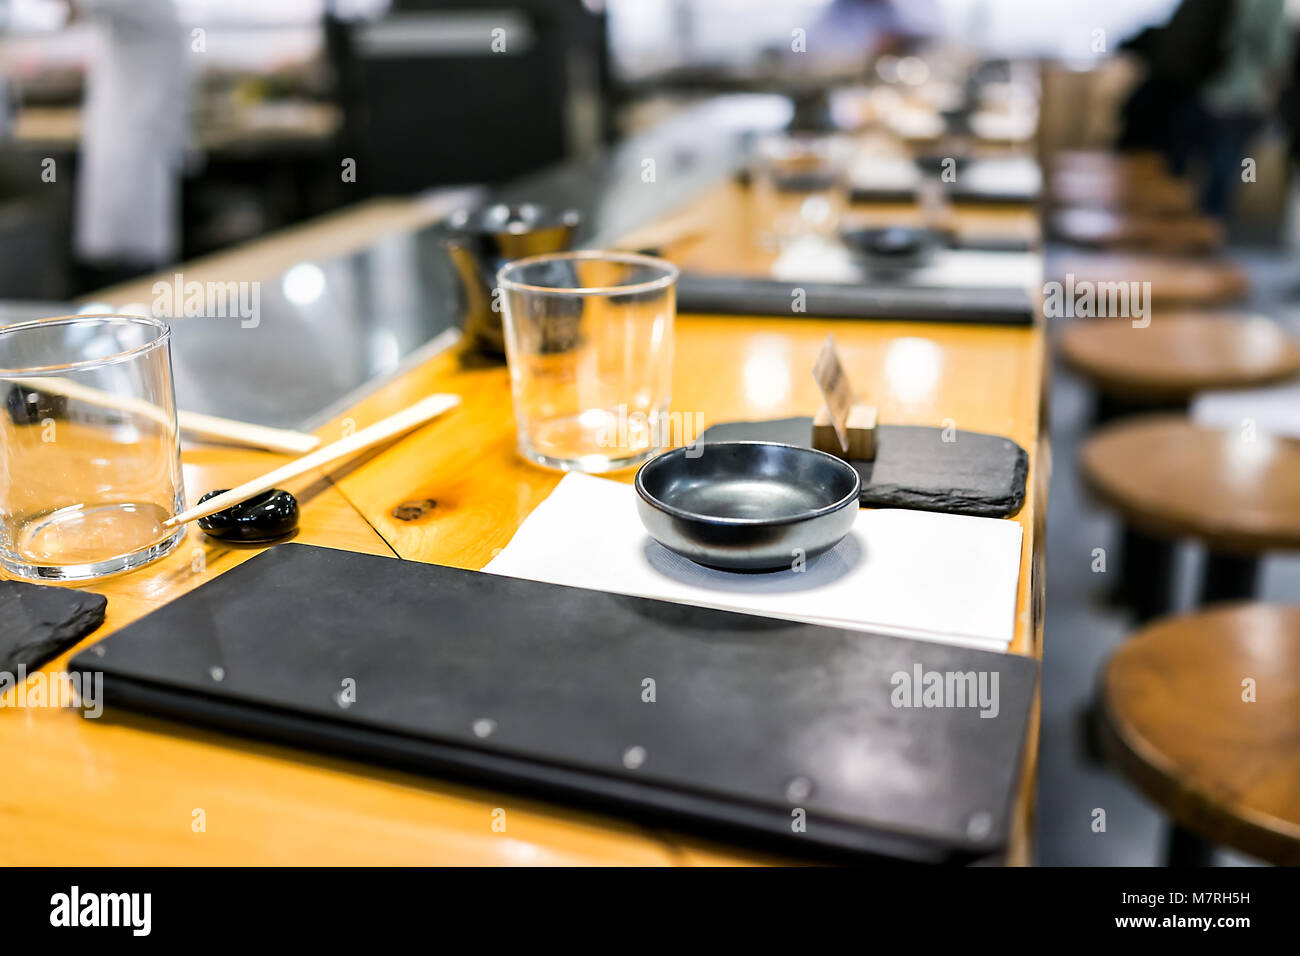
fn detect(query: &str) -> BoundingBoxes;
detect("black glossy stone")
[0,581,107,671]
[198,489,299,543]
[699,417,1028,518]
[5,384,68,426]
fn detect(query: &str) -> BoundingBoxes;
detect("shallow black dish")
[634,442,860,572]
[841,225,944,274]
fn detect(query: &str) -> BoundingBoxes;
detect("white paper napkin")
[960,155,1042,195]
[771,235,1042,290]
[1192,383,1300,440]
[485,473,1023,652]
[847,156,1041,197]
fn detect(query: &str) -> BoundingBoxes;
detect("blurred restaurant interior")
[1,0,1298,871]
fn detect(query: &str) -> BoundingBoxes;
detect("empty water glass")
[751,133,851,248]
[497,252,677,472]
[0,315,186,580]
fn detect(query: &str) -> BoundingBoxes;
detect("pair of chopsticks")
[165,392,460,528]
[10,375,320,454]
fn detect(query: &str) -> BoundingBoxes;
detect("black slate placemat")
[738,165,1040,206]
[70,543,1038,864]
[702,417,1028,518]
[849,184,1040,205]
[676,274,1035,325]
[1,581,107,671]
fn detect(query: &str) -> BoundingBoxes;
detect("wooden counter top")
[0,184,1047,866]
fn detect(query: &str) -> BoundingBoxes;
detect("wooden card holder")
[813,402,878,461]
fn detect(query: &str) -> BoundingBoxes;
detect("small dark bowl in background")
[914,153,971,177]
[841,225,944,274]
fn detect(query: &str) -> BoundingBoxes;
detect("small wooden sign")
[811,335,877,461]
[812,335,854,449]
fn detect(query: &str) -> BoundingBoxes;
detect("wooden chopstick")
[163,392,460,528]
[9,375,321,455]
[173,410,321,455]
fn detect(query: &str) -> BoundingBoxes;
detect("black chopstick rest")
[197,489,299,543]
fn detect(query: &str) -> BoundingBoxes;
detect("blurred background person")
[1117,0,1233,180]
[806,0,941,67]
[1197,0,1291,219]
[0,0,13,138]
[72,0,188,286]
[1119,0,1290,221]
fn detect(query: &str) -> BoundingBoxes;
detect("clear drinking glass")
[497,251,677,472]
[0,315,186,580]
[751,133,851,248]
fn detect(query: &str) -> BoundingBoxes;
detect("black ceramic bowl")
[841,225,943,273]
[914,153,971,177]
[634,442,860,572]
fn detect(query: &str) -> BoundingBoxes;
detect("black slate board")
[71,543,1038,864]
[1,581,107,671]
[948,235,1035,253]
[849,184,1040,206]
[737,165,1040,206]
[676,274,1035,325]
[702,417,1028,518]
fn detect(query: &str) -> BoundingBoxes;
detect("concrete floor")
[1034,250,1300,866]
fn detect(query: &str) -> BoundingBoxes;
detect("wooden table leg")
[1116,525,1176,622]
[1200,551,1261,605]
[1092,394,1187,429]
[1165,823,1217,867]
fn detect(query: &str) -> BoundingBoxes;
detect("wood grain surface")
[1051,254,1249,308]
[1,183,1048,865]
[1102,603,1300,865]
[1050,207,1222,253]
[1081,415,1300,553]
[1058,313,1300,400]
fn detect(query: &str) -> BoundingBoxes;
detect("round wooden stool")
[1050,208,1222,253]
[1054,255,1249,308]
[1101,603,1300,865]
[1051,150,1170,179]
[1059,314,1300,403]
[1081,416,1300,619]
[1049,171,1195,215]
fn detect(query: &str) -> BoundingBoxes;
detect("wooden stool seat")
[1050,207,1221,253]
[1049,172,1195,214]
[1054,254,1248,307]
[1081,415,1300,553]
[1058,314,1300,402]
[1051,150,1170,178]
[1102,603,1300,864]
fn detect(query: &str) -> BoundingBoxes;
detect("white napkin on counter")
[1192,383,1300,440]
[847,155,1041,196]
[484,473,1023,652]
[770,235,1042,290]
